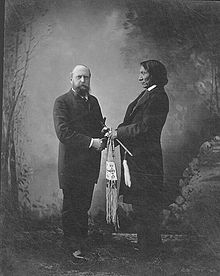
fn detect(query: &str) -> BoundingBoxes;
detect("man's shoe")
[71,249,88,262]
[72,250,86,259]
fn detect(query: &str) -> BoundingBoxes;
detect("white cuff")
[89,138,93,148]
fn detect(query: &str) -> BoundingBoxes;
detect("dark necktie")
[83,97,90,111]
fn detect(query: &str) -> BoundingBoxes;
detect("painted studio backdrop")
[2,0,220,222]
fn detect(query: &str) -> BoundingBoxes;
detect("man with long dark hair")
[111,60,169,255]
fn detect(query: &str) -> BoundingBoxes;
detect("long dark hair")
[140,60,168,87]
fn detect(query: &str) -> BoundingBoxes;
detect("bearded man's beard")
[75,85,90,96]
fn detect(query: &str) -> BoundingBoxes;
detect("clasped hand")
[105,129,117,140]
[91,128,117,152]
[101,126,117,140]
[91,138,106,152]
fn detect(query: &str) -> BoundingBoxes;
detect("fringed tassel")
[106,137,119,230]
[106,180,119,229]
[123,152,131,187]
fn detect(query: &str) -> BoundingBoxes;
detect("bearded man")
[53,64,105,259]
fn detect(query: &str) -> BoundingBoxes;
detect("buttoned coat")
[53,90,104,189]
[117,86,169,206]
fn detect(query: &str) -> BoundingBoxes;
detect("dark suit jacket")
[117,86,169,205]
[53,89,104,189]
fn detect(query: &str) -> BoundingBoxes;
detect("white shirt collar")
[147,84,157,91]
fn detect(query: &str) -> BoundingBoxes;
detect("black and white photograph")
[1,0,220,275]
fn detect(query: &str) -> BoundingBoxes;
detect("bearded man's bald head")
[70,64,91,96]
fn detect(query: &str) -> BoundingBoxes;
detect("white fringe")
[105,137,119,230]
[106,180,118,228]
[123,159,131,187]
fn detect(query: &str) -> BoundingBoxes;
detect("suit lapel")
[69,89,90,111]
[129,90,149,116]
[126,89,149,119]
[123,95,141,123]
[67,90,91,125]
[127,87,161,120]
[124,100,138,120]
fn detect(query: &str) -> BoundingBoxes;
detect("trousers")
[132,202,162,250]
[62,181,94,241]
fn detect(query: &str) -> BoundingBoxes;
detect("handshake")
[90,126,117,152]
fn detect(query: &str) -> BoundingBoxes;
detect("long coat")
[53,89,104,189]
[117,86,169,206]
